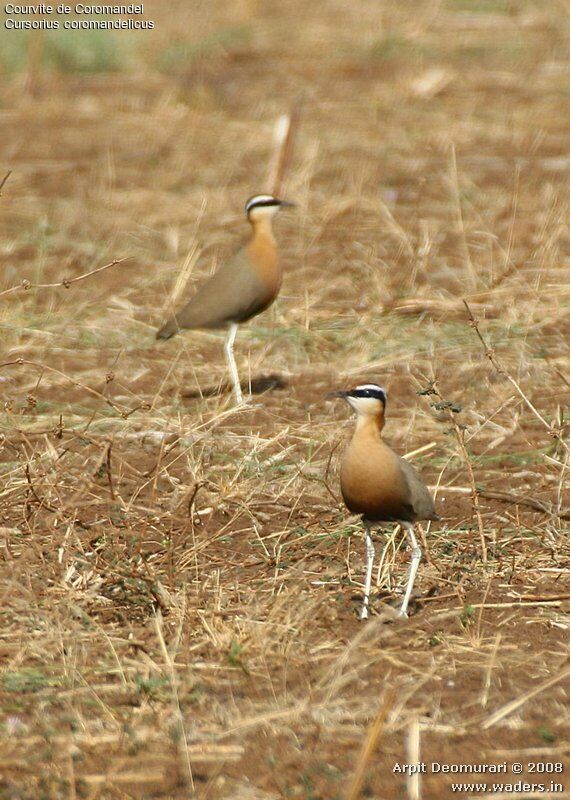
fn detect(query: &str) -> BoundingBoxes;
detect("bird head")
[330,384,387,421]
[245,194,294,223]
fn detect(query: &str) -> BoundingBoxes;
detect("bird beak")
[326,390,348,400]
[278,200,296,208]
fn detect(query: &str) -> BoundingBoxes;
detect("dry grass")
[0,0,569,798]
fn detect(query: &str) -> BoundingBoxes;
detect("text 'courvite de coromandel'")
[4,4,155,29]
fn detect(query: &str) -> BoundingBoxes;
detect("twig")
[151,580,175,614]
[480,632,502,709]
[456,600,565,609]
[443,485,569,518]
[24,463,58,514]
[153,611,195,790]
[187,481,203,517]
[406,717,421,800]
[0,359,132,417]
[481,666,570,730]
[477,488,570,520]
[416,591,463,604]
[517,593,570,601]
[344,690,394,800]
[463,300,569,455]
[105,442,115,500]
[0,170,12,195]
[449,143,476,289]
[489,166,520,289]
[416,521,441,572]
[422,381,488,562]
[65,744,77,800]
[0,257,131,299]
[552,366,570,388]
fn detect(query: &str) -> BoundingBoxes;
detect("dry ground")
[0,0,569,798]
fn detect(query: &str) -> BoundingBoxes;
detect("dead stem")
[463,300,569,456]
[422,380,488,562]
[344,690,395,800]
[0,257,131,299]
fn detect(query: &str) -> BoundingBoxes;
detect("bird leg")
[399,523,422,617]
[360,523,375,620]
[224,323,243,405]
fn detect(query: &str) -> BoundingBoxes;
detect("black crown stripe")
[246,198,280,212]
[350,389,386,402]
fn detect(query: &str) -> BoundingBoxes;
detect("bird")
[331,383,439,620]
[156,194,294,405]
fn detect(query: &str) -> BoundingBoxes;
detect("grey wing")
[398,457,438,521]
[157,250,265,337]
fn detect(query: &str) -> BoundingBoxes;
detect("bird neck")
[250,217,276,243]
[354,413,385,436]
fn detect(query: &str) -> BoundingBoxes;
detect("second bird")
[333,383,439,620]
[157,194,294,404]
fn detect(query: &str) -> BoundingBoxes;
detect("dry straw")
[0,4,568,795]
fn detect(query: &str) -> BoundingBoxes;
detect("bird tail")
[156,317,180,340]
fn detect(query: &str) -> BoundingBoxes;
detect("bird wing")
[398,457,438,521]
[156,248,274,339]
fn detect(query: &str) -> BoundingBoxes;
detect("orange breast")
[246,231,282,303]
[340,425,413,522]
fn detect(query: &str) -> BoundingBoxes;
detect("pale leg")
[360,523,375,620]
[224,323,243,405]
[399,522,422,617]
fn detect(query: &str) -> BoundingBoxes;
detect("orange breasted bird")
[332,383,439,619]
[156,194,294,405]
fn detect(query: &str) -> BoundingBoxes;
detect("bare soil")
[0,1,569,798]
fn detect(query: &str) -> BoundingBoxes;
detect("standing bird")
[156,194,294,405]
[332,384,438,619]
